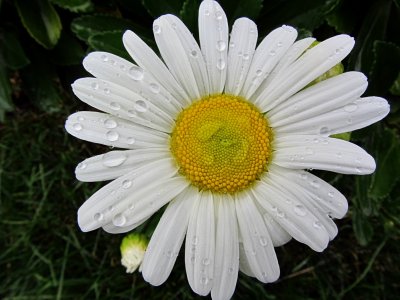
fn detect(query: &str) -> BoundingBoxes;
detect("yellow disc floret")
[170,94,273,194]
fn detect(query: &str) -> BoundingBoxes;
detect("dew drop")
[153,24,161,34]
[127,110,136,117]
[134,100,148,112]
[77,116,85,122]
[356,167,362,173]
[200,277,209,285]
[313,221,322,229]
[192,236,198,245]
[73,123,82,131]
[129,202,135,210]
[336,152,343,158]
[344,103,358,112]
[102,151,127,167]
[294,204,307,216]
[300,173,307,180]
[277,41,283,47]
[277,210,286,218]
[77,162,87,170]
[106,131,119,142]
[149,83,160,94]
[94,212,104,222]
[243,53,250,60]
[128,65,144,81]
[104,118,117,129]
[306,147,314,155]
[256,69,263,76]
[109,102,121,110]
[269,50,276,56]
[112,213,126,227]
[310,180,320,189]
[328,192,334,198]
[91,82,99,90]
[319,126,330,136]
[122,179,132,189]
[216,59,226,70]
[127,137,136,145]
[228,267,234,273]
[166,250,174,258]
[259,236,268,246]
[229,41,235,48]
[204,9,210,16]
[216,40,226,51]
[104,88,110,94]
[190,50,198,57]
[202,258,210,266]
[101,55,109,62]
[215,10,223,20]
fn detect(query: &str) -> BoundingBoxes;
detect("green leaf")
[326,0,363,33]
[368,41,400,95]
[50,0,93,13]
[142,0,184,17]
[0,63,13,121]
[88,31,131,61]
[71,15,154,46]
[352,209,374,246]
[347,0,391,75]
[369,128,400,199]
[50,32,85,65]
[180,0,200,34]
[390,72,400,95]
[0,30,30,70]
[219,0,263,22]
[15,0,62,49]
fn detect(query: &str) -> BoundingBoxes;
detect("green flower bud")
[120,233,148,273]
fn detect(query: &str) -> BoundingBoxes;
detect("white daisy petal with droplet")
[260,37,315,87]
[102,216,151,234]
[269,165,348,219]
[235,192,280,283]
[72,78,174,132]
[268,72,368,127]
[254,35,355,112]
[211,194,239,300]
[185,190,215,296]
[252,179,330,252]
[77,158,181,232]
[65,112,168,149]
[238,242,255,277]
[153,14,209,99]
[259,210,292,247]
[225,18,258,95]
[75,148,170,182]
[142,186,196,285]
[274,135,376,174]
[123,30,190,106]
[82,52,182,115]
[276,97,390,135]
[241,25,297,99]
[199,0,229,94]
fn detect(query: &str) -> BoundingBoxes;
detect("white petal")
[225,18,258,95]
[268,72,368,127]
[142,186,196,286]
[254,35,355,112]
[238,242,255,277]
[211,195,239,300]
[274,134,376,174]
[123,30,190,106]
[77,158,181,232]
[241,25,298,99]
[75,148,170,182]
[65,111,168,149]
[185,190,215,296]
[198,0,228,94]
[252,179,330,252]
[153,15,209,99]
[102,216,151,234]
[261,37,316,86]
[72,78,174,132]
[276,97,390,135]
[264,168,338,240]
[235,192,280,283]
[259,211,292,247]
[82,51,182,115]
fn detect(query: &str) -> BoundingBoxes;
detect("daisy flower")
[65,0,389,299]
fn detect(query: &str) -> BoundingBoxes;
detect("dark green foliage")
[0,0,399,299]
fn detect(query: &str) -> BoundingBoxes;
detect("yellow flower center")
[170,94,273,194]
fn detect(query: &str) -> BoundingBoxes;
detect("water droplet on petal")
[313,221,322,229]
[277,42,283,47]
[128,66,144,81]
[101,55,109,62]
[122,179,132,189]
[77,116,85,122]
[94,212,104,221]
[102,151,127,167]
[153,24,161,34]
[344,103,358,112]
[269,50,276,56]
[127,137,136,145]
[277,210,285,218]
[104,119,117,129]
[149,83,160,94]
[112,213,126,227]
[134,100,148,112]
[200,277,209,285]
[216,40,226,51]
[229,41,235,48]
[215,11,223,20]
[243,53,250,60]
[202,258,210,265]
[109,102,121,110]
[91,82,99,90]
[77,162,87,170]
[204,9,210,16]
[216,59,226,70]
[319,126,330,136]
[106,131,119,142]
[192,236,198,245]
[328,192,334,198]
[190,50,198,57]
[306,147,314,155]
[256,69,263,76]
[294,204,307,216]
[259,236,268,246]
[73,123,83,131]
